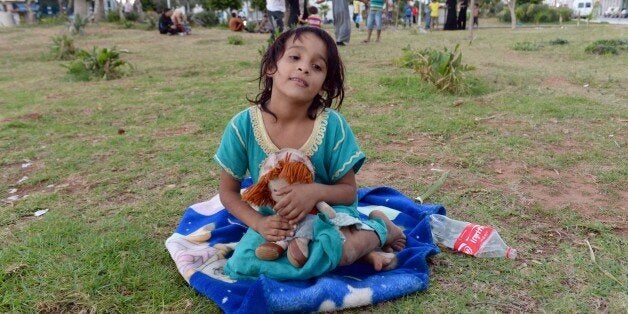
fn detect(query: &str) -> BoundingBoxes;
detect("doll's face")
[268,178,289,203]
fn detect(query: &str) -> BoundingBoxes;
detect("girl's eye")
[289,55,300,60]
[312,64,322,71]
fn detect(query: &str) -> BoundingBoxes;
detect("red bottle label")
[453,224,493,256]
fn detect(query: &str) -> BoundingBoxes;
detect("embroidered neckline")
[250,106,328,156]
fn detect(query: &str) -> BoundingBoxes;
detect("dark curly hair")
[249,27,345,120]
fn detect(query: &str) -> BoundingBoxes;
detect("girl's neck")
[266,99,310,124]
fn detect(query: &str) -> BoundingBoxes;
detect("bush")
[513,41,542,51]
[124,11,139,22]
[191,11,219,27]
[585,39,628,55]
[64,47,132,81]
[227,35,244,45]
[396,44,475,94]
[68,14,89,35]
[49,35,77,60]
[500,3,565,23]
[107,10,121,23]
[549,38,569,45]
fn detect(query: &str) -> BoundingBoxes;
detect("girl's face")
[268,33,328,109]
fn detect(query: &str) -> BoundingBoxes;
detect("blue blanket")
[165,183,446,313]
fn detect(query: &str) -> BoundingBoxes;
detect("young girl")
[215,27,405,281]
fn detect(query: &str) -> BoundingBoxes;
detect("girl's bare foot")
[369,210,406,251]
[361,249,398,271]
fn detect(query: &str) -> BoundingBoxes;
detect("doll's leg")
[256,240,288,260]
[287,237,310,268]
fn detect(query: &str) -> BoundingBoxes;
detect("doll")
[242,148,336,268]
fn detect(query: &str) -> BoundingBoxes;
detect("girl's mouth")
[290,77,309,87]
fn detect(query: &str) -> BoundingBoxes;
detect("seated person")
[228,12,245,32]
[158,8,178,35]
[172,9,191,35]
[256,13,273,33]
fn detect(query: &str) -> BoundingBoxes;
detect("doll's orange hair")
[242,153,314,207]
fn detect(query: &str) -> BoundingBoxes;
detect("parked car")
[572,0,592,18]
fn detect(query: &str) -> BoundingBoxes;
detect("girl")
[215,27,405,280]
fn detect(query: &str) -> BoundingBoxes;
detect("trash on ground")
[34,209,49,217]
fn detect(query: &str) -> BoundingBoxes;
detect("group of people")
[158,7,191,35]
[424,0,480,30]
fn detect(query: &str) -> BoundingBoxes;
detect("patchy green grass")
[1,21,626,312]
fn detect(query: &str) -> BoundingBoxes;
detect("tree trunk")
[25,0,36,23]
[93,0,105,22]
[118,0,125,20]
[74,0,89,18]
[134,0,145,22]
[468,0,474,41]
[507,0,516,29]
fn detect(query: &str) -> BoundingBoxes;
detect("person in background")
[428,0,441,30]
[412,3,419,25]
[229,12,244,31]
[423,0,431,29]
[353,0,361,28]
[317,0,352,46]
[363,0,384,43]
[472,3,479,28]
[266,0,286,38]
[123,0,133,17]
[404,0,412,27]
[457,0,468,29]
[257,13,273,33]
[172,9,190,35]
[158,8,177,35]
[306,6,322,28]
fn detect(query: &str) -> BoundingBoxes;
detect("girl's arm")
[219,171,293,241]
[273,170,358,224]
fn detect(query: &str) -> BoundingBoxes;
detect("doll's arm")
[219,171,293,241]
[315,202,336,219]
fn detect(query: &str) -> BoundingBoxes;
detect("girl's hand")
[254,215,294,242]
[273,183,318,224]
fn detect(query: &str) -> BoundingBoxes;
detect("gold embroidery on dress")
[250,106,329,156]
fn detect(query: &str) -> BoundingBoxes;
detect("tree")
[250,0,266,10]
[74,0,89,18]
[506,0,516,29]
[93,0,105,22]
[203,0,242,11]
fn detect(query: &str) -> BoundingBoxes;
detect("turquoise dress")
[214,106,388,281]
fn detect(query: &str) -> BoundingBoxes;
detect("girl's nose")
[298,67,309,74]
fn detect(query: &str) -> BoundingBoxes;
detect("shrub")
[585,40,627,55]
[124,11,139,22]
[145,11,158,30]
[549,38,569,45]
[106,10,121,23]
[227,35,244,45]
[64,47,132,81]
[49,35,77,60]
[396,44,475,94]
[191,11,219,27]
[68,14,89,35]
[513,41,542,51]
[500,3,565,23]
[245,21,257,33]
[121,20,134,29]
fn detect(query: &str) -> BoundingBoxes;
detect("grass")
[1,20,627,312]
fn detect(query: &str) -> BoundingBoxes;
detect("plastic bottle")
[429,214,517,259]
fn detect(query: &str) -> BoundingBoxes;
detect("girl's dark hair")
[249,27,345,120]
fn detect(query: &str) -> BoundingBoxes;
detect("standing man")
[317,0,351,46]
[363,0,384,43]
[266,0,285,38]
